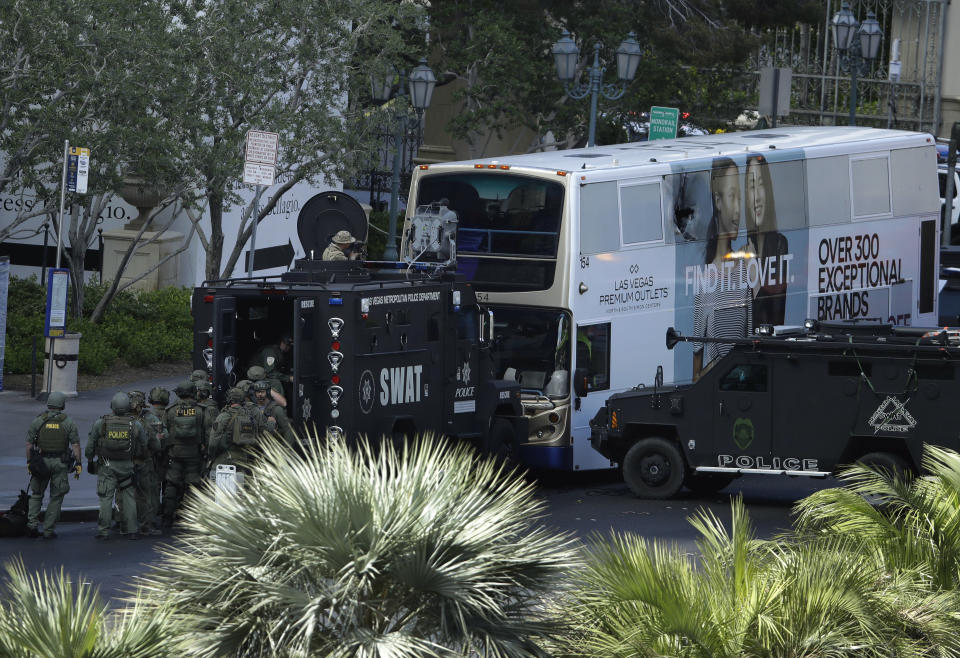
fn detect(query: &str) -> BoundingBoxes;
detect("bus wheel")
[485,418,519,469]
[622,438,684,499]
[684,472,736,496]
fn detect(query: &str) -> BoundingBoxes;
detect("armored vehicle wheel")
[622,437,685,499]
[856,452,911,481]
[684,472,736,495]
[485,418,519,470]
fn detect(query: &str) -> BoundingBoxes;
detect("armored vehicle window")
[828,361,871,377]
[577,323,611,392]
[718,364,767,392]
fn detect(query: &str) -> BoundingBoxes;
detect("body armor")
[35,412,69,453]
[231,408,258,447]
[99,415,134,459]
[169,402,202,458]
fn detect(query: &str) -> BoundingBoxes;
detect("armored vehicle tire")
[684,472,737,495]
[622,438,685,499]
[485,418,519,470]
[856,452,912,481]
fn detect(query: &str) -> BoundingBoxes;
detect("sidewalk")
[0,374,186,518]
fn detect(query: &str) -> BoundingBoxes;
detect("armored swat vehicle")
[192,192,525,454]
[590,321,960,499]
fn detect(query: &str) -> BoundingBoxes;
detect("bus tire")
[684,472,736,496]
[856,452,911,481]
[622,437,684,499]
[485,418,519,469]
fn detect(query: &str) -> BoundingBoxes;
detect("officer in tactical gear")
[147,386,170,513]
[322,229,358,261]
[25,392,81,539]
[194,380,219,435]
[245,364,287,407]
[162,381,206,528]
[208,387,270,474]
[253,380,294,446]
[85,392,148,540]
[128,390,163,536]
[249,335,293,386]
[190,369,208,384]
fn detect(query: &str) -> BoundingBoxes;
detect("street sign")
[243,130,278,186]
[66,147,90,194]
[44,268,69,338]
[649,106,679,141]
[243,162,276,186]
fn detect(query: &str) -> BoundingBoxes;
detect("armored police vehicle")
[590,321,960,498]
[192,192,525,454]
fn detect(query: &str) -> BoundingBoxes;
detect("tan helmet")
[332,230,356,245]
[190,369,207,383]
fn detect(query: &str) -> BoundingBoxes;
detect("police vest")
[99,415,135,460]
[169,402,202,446]
[231,408,258,447]
[35,412,69,453]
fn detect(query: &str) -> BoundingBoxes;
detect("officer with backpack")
[194,380,219,436]
[208,387,270,474]
[147,386,170,516]
[86,392,148,540]
[161,381,206,528]
[25,392,81,539]
[252,380,294,446]
[128,390,163,536]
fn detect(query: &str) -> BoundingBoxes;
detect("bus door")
[712,362,772,469]
[212,296,236,399]
[572,323,612,468]
[292,296,321,430]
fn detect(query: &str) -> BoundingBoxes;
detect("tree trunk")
[207,189,223,282]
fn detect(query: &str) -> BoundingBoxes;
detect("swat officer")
[86,392,148,540]
[147,386,170,515]
[161,381,206,528]
[128,390,163,536]
[249,335,293,385]
[322,230,359,261]
[246,365,287,406]
[190,369,208,384]
[24,392,81,539]
[208,387,270,474]
[253,380,294,446]
[195,380,219,435]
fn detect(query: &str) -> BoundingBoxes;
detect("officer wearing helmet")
[85,392,148,540]
[128,390,163,535]
[322,229,359,262]
[25,392,81,539]
[161,381,206,528]
[253,379,294,446]
[244,364,286,406]
[147,387,171,508]
[194,380,218,435]
[189,369,208,384]
[208,387,271,474]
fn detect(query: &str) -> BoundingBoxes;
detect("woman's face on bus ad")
[746,160,768,232]
[714,167,740,238]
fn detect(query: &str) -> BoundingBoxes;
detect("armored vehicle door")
[292,296,321,430]
[711,361,772,468]
[212,296,237,398]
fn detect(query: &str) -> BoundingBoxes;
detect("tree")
[140,434,581,656]
[425,0,822,153]
[162,0,429,282]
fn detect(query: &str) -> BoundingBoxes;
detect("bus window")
[491,308,571,398]
[576,323,610,392]
[851,155,891,219]
[580,181,619,254]
[620,182,663,244]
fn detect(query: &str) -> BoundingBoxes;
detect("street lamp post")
[551,30,642,147]
[371,58,436,261]
[831,2,882,127]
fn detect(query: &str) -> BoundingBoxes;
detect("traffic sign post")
[243,130,279,278]
[649,106,679,141]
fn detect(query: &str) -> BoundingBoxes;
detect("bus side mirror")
[573,368,589,398]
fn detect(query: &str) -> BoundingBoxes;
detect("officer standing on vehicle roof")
[25,392,81,539]
[322,230,359,261]
[161,381,206,529]
[86,392,148,540]
[249,335,293,385]
[128,390,163,536]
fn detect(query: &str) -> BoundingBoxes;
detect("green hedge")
[2,276,192,376]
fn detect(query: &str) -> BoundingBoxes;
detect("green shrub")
[3,276,193,375]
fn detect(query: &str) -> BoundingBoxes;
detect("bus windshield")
[492,307,571,399]
[417,173,564,258]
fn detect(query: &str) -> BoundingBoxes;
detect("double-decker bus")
[402,127,941,471]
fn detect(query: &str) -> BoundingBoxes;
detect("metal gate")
[753,0,947,133]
